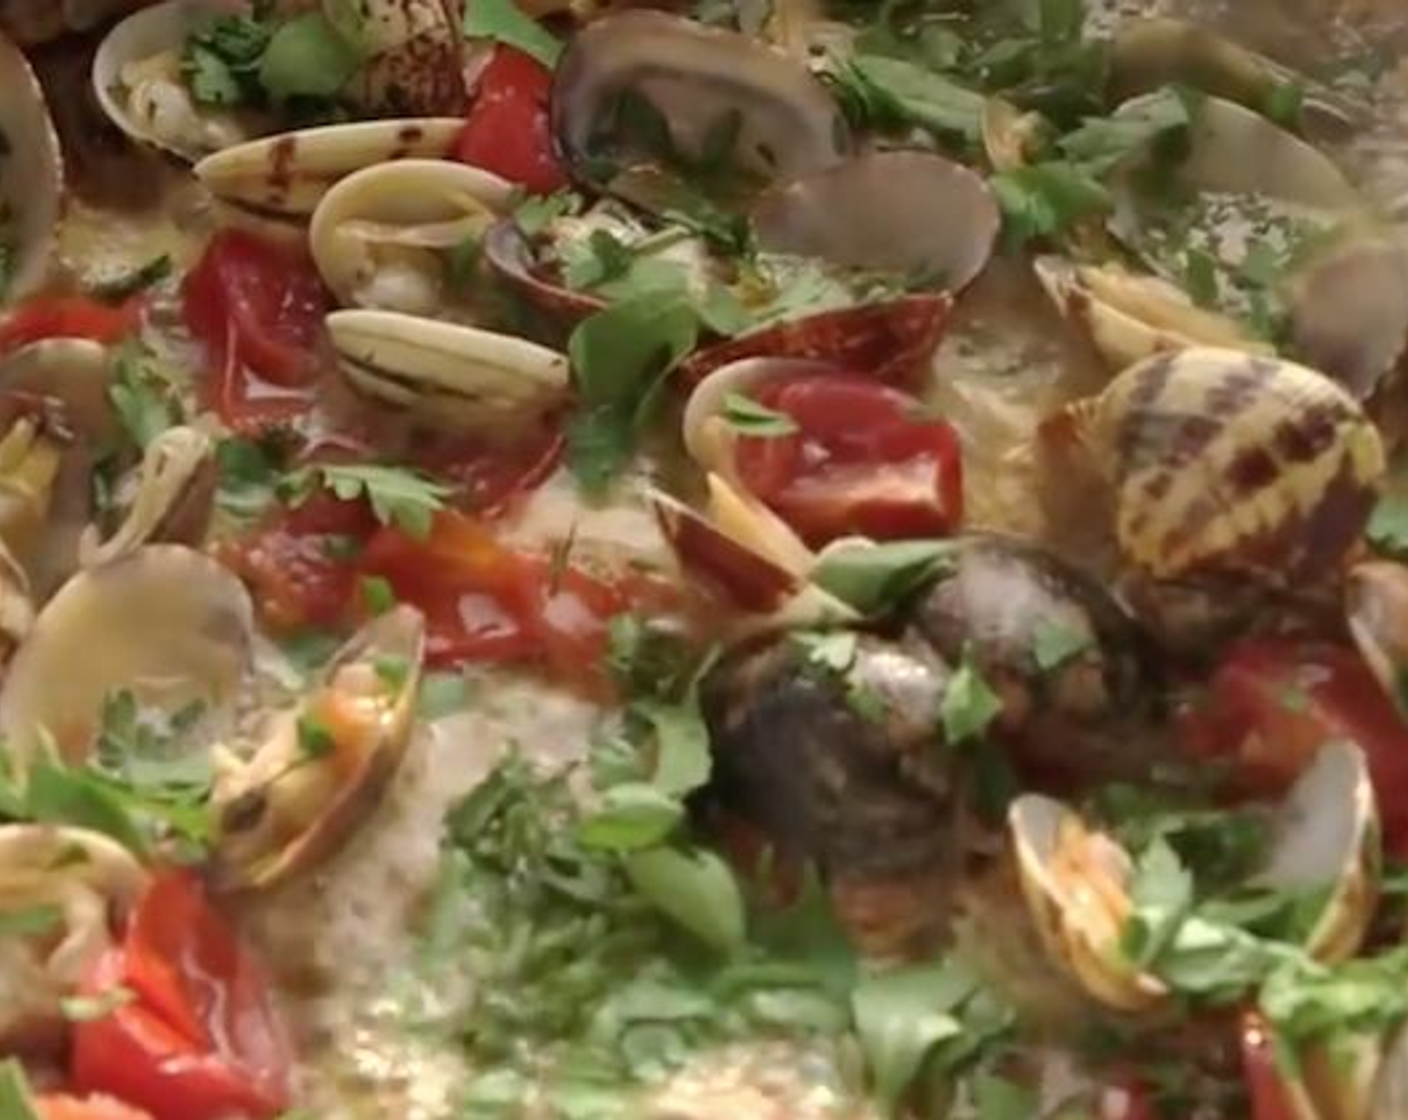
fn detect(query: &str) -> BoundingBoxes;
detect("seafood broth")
[1,0,1408,1118]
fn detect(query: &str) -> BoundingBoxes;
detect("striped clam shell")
[1069,347,1385,582]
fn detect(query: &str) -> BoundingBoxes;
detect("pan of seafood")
[2,0,1408,1116]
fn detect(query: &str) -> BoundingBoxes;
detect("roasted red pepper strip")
[71,871,291,1120]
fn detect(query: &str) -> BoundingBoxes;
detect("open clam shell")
[309,158,513,313]
[196,117,468,230]
[0,29,64,302]
[678,294,953,387]
[1109,18,1365,135]
[210,604,425,893]
[0,824,149,1050]
[1033,256,1274,372]
[1010,741,1379,1013]
[0,340,117,595]
[482,217,608,325]
[1283,232,1408,401]
[93,0,257,161]
[326,308,571,435]
[750,151,1000,294]
[0,545,254,767]
[550,10,853,205]
[81,425,216,567]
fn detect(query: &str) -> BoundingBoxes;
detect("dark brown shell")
[701,632,954,882]
[907,535,1161,789]
[1068,347,1385,583]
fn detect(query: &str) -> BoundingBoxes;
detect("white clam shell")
[1011,741,1378,1013]
[1033,255,1273,372]
[309,158,512,312]
[211,604,425,893]
[196,117,468,225]
[326,308,570,434]
[0,29,64,301]
[0,544,254,768]
[93,0,253,161]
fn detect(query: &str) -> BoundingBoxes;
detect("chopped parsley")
[939,649,1004,746]
[721,392,799,437]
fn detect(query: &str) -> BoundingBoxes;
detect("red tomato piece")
[0,296,141,354]
[733,371,964,547]
[71,871,291,1120]
[182,230,329,431]
[1180,638,1408,857]
[453,46,567,195]
[36,1096,155,1120]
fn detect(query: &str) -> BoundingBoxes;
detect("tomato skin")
[182,230,328,431]
[453,46,567,195]
[36,1096,154,1120]
[71,871,291,1120]
[0,296,140,353]
[733,372,964,546]
[1180,638,1408,857]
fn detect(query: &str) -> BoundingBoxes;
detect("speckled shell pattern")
[1077,346,1386,582]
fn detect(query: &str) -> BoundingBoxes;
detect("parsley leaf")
[0,1059,40,1120]
[567,292,699,496]
[306,463,452,538]
[812,539,957,616]
[1030,620,1093,672]
[1056,87,1191,175]
[834,55,985,142]
[259,11,362,102]
[87,254,173,302]
[721,392,799,437]
[109,342,183,449]
[296,714,336,761]
[1368,494,1408,558]
[576,782,683,852]
[214,434,288,523]
[940,651,1003,746]
[463,0,563,69]
[989,161,1112,250]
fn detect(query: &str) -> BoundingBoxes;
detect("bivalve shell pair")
[1052,347,1385,584]
[1010,741,1380,1012]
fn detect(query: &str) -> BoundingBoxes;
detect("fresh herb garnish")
[462,0,564,68]
[939,649,1004,746]
[295,463,453,538]
[721,392,799,437]
[109,341,184,450]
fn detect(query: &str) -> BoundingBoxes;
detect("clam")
[0,825,149,1050]
[550,10,853,206]
[678,294,953,387]
[0,340,119,595]
[906,534,1159,789]
[196,118,469,232]
[0,545,254,767]
[1108,18,1365,134]
[1010,741,1379,1011]
[0,29,64,302]
[1049,347,1385,583]
[93,0,259,161]
[81,425,216,567]
[750,151,1000,295]
[1282,232,1408,400]
[700,628,956,949]
[1033,256,1274,373]
[1346,561,1408,718]
[0,538,33,666]
[336,0,466,117]
[210,605,425,892]
[482,217,607,325]
[326,309,571,435]
[309,158,513,313]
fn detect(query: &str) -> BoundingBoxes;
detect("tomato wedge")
[182,229,329,432]
[71,871,291,1120]
[36,1096,155,1120]
[452,46,567,195]
[1180,638,1408,858]
[0,296,141,354]
[733,371,964,547]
